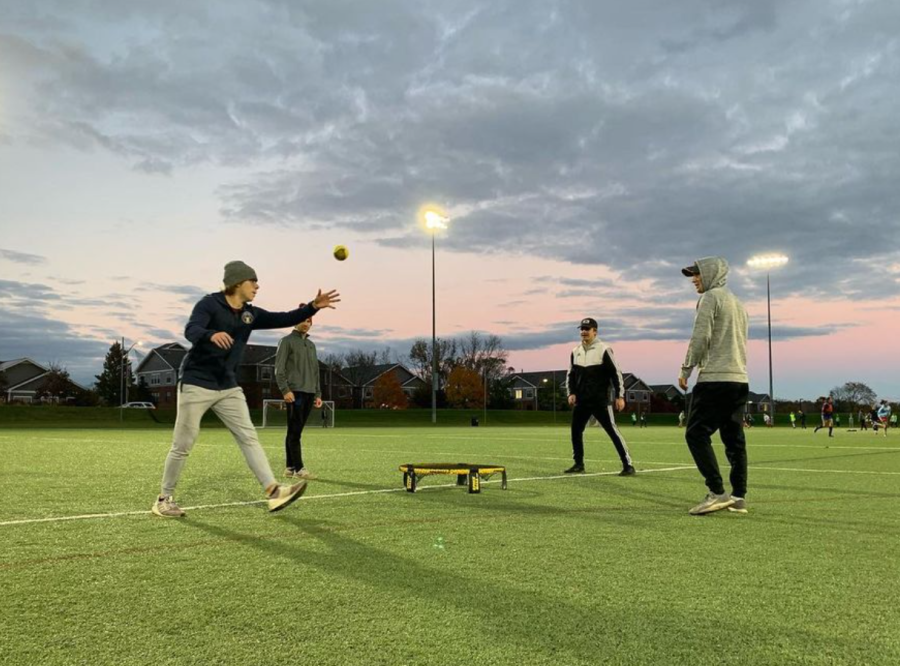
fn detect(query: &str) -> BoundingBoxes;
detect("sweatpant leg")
[593,403,632,466]
[719,383,749,498]
[285,401,302,471]
[685,384,726,495]
[211,387,277,490]
[160,384,215,497]
[570,403,592,465]
[295,392,315,469]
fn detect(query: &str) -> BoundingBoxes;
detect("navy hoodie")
[179,292,319,391]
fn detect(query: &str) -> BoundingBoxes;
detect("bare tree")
[830,381,877,411]
[0,370,9,402]
[457,331,509,381]
[407,338,458,384]
[40,363,74,402]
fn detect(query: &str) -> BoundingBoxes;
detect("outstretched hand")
[313,289,341,310]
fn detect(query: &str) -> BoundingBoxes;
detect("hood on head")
[694,256,729,291]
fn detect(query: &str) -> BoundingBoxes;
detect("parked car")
[121,402,156,409]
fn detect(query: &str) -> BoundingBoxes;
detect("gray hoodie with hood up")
[680,257,749,384]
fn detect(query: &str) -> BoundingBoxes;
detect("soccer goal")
[260,400,336,428]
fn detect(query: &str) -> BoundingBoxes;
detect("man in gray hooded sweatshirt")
[679,257,750,515]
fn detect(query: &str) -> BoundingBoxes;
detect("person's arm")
[313,346,322,401]
[605,348,625,400]
[184,298,216,344]
[254,303,319,331]
[604,347,626,412]
[274,338,293,397]
[565,351,576,405]
[680,294,716,382]
[252,289,341,330]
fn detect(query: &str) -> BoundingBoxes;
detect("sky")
[1,0,899,400]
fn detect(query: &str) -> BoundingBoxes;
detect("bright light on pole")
[747,254,789,422]
[747,254,789,270]
[422,207,450,425]
[424,210,448,230]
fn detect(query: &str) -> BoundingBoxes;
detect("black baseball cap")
[579,317,598,329]
[681,263,700,277]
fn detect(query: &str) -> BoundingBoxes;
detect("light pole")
[542,375,557,424]
[747,254,789,423]
[483,367,488,426]
[119,338,141,422]
[424,209,449,424]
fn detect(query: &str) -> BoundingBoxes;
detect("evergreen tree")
[95,341,133,406]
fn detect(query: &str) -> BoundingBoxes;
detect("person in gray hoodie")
[275,308,322,479]
[679,257,750,515]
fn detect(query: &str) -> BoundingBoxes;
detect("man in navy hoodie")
[152,260,340,518]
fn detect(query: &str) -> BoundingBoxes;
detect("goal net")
[261,400,336,428]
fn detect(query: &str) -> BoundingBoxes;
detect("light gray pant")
[160,384,276,497]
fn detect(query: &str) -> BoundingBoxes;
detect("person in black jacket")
[564,318,635,476]
[151,260,340,518]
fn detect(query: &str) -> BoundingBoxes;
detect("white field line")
[0,465,695,528]
[751,465,900,476]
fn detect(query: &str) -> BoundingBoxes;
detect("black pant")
[285,392,315,471]
[570,401,632,467]
[685,382,748,497]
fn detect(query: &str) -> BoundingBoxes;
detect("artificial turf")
[1,425,898,665]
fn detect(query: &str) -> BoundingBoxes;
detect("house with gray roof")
[0,358,87,404]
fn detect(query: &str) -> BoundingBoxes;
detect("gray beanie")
[223,260,258,287]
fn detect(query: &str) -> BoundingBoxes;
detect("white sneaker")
[727,497,749,514]
[152,495,186,518]
[267,481,308,512]
[689,492,735,515]
[294,467,317,480]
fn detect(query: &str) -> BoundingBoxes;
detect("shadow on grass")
[183,515,644,662]
[311,476,398,492]
[394,476,684,531]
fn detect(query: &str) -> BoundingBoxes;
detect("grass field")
[2,425,898,665]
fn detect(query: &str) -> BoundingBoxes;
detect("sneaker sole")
[727,506,749,514]
[151,505,185,518]
[689,500,735,515]
[268,480,308,513]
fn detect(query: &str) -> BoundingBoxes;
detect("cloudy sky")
[1,0,898,399]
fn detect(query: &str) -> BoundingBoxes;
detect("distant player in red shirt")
[813,396,834,438]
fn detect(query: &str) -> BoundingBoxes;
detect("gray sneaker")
[152,495,186,518]
[294,467,317,480]
[728,497,748,514]
[267,480,308,512]
[689,492,735,515]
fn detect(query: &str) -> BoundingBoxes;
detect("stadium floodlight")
[747,254,790,421]
[747,254,789,270]
[421,206,451,424]
[424,210,448,230]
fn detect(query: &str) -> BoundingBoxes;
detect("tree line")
[320,331,520,409]
[2,337,893,413]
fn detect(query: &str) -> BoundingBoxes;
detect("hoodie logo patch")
[241,312,254,325]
